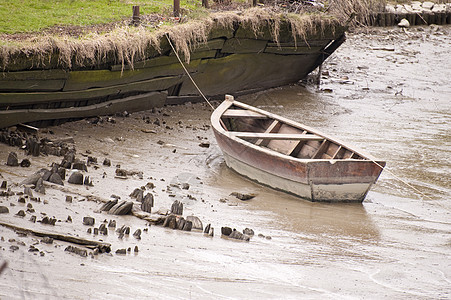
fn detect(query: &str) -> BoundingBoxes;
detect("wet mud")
[0,26,450,299]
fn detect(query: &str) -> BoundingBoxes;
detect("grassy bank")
[0,0,207,34]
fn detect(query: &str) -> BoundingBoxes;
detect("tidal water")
[0,26,450,299]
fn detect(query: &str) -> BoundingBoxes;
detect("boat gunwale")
[211,97,385,167]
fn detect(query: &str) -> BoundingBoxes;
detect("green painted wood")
[266,39,331,48]
[0,69,68,81]
[0,80,66,92]
[110,50,216,71]
[179,52,319,96]
[191,38,225,52]
[264,46,322,55]
[64,59,201,91]
[0,91,167,129]
[0,76,182,107]
[221,38,268,54]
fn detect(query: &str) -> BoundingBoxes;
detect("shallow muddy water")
[0,26,450,299]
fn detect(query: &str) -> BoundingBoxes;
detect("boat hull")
[214,129,379,202]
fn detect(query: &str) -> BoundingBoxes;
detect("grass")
[0,0,204,34]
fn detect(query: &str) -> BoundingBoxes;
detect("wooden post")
[252,0,257,6]
[132,6,140,25]
[202,0,209,9]
[173,0,180,17]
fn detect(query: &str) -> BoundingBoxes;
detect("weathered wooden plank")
[221,38,268,54]
[179,53,319,96]
[266,39,331,48]
[0,80,66,92]
[110,50,215,72]
[0,76,182,107]
[0,91,167,129]
[191,39,225,52]
[64,59,200,91]
[229,132,323,140]
[0,69,68,81]
[264,46,322,55]
[222,109,267,118]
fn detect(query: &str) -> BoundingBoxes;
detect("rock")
[57,167,66,180]
[68,172,84,185]
[108,201,133,215]
[21,170,44,186]
[87,228,92,234]
[199,142,210,148]
[163,215,177,229]
[30,215,36,223]
[87,156,97,165]
[35,178,45,194]
[24,186,33,197]
[116,248,127,255]
[183,220,192,231]
[82,216,95,226]
[398,18,410,28]
[181,183,190,190]
[243,228,255,236]
[61,159,72,169]
[65,245,88,257]
[66,216,72,223]
[108,220,116,228]
[83,176,93,186]
[29,245,40,252]
[177,218,186,230]
[134,246,139,253]
[16,210,26,217]
[93,228,99,235]
[229,229,250,241]
[230,192,255,201]
[99,200,118,211]
[141,193,154,213]
[20,159,31,167]
[6,152,19,166]
[133,229,141,239]
[65,195,73,203]
[18,197,26,203]
[204,224,211,234]
[72,161,88,172]
[0,206,9,214]
[186,216,203,231]
[103,158,111,166]
[0,181,6,189]
[130,188,144,201]
[115,168,127,177]
[41,237,54,244]
[99,224,108,235]
[221,227,233,236]
[49,173,64,185]
[170,200,183,215]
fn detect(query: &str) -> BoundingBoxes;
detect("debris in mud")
[170,200,183,215]
[68,172,84,185]
[6,152,19,166]
[0,206,9,214]
[65,245,88,257]
[230,192,256,201]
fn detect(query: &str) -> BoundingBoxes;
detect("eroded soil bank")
[0,25,450,299]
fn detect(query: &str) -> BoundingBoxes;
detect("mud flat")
[0,25,450,299]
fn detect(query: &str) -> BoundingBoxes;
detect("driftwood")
[0,221,111,253]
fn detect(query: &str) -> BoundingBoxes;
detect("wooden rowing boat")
[211,95,385,202]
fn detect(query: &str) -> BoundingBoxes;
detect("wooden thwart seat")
[222,109,268,119]
[229,132,324,140]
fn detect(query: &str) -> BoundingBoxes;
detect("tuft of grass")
[0,0,203,34]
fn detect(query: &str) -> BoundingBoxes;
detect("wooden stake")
[173,0,180,17]
[202,0,209,8]
[132,6,140,25]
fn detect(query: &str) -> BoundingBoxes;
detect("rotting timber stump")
[0,16,346,128]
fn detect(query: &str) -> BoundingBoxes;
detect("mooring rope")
[370,160,433,201]
[165,34,434,202]
[164,34,216,110]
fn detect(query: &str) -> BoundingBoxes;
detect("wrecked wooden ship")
[0,12,346,128]
[211,95,385,202]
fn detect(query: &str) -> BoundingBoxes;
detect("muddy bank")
[0,25,450,299]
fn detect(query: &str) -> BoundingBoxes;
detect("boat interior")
[220,104,364,160]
